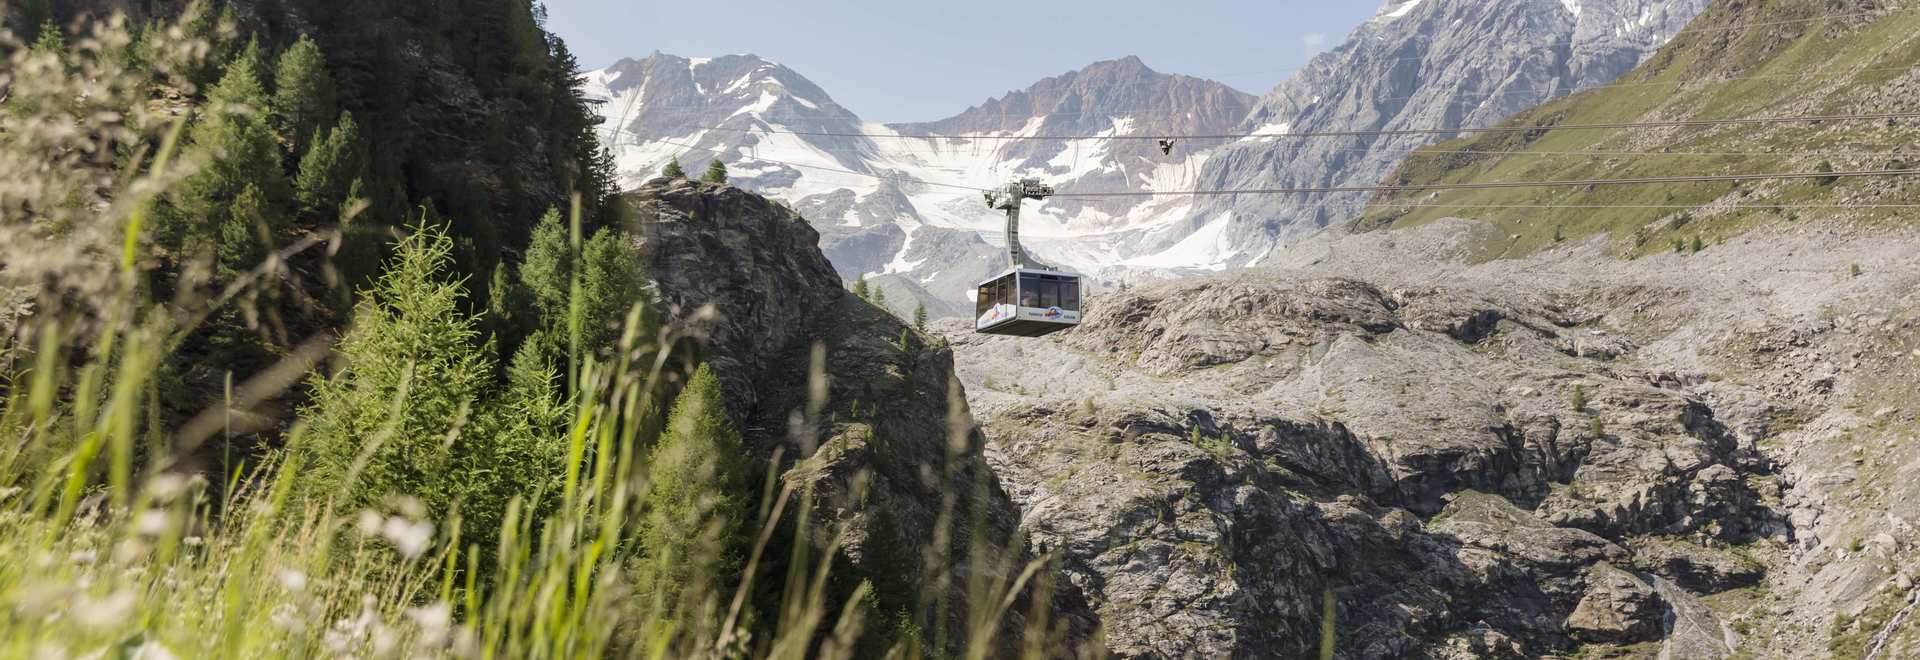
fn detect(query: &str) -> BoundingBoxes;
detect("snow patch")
[1374,0,1423,22]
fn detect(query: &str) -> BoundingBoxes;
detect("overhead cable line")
[662,111,1920,143]
[638,138,991,191]
[628,136,1920,201]
[1046,167,1920,198]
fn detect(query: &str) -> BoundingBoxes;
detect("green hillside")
[1358,0,1920,259]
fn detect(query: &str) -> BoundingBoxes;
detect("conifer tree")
[488,263,540,366]
[702,159,728,184]
[272,36,337,156]
[579,227,649,356]
[520,208,571,320]
[661,158,686,179]
[634,364,748,606]
[872,286,887,308]
[295,112,367,220]
[30,20,64,57]
[851,275,869,300]
[162,45,289,255]
[218,183,274,278]
[298,222,494,519]
[913,302,927,331]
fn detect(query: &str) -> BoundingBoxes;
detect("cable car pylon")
[973,178,1085,337]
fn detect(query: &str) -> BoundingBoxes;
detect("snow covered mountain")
[585,0,1709,316]
[584,53,1252,317]
[1185,0,1712,262]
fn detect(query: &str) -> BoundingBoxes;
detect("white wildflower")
[407,603,452,648]
[371,623,399,657]
[380,517,434,559]
[393,496,426,520]
[145,474,190,502]
[277,569,307,592]
[130,640,178,660]
[135,510,171,537]
[269,602,304,633]
[73,590,135,630]
[69,549,97,564]
[0,486,21,501]
[356,509,384,536]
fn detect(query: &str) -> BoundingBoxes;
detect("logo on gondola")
[1042,306,1064,320]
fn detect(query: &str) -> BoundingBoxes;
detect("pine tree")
[661,158,687,179]
[578,227,648,357]
[913,302,927,331]
[162,45,290,255]
[634,364,749,607]
[488,263,540,366]
[295,112,367,220]
[1571,385,1588,413]
[520,208,571,320]
[1690,236,1704,253]
[298,222,495,520]
[702,159,728,184]
[217,183,275,278]
[272,36,337,156]
[872,286,887,309]
[30,20,64,57]
[851,275,869,300]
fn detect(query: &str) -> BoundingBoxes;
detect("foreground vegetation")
[0,6,1068,659]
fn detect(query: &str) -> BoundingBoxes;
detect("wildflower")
[131,640,179,660]
[135,510,171,537]
[379,517,434,559]
[356,509,384,536]
[145,474,190,502]
[69,549,98,564]
[277,569,307,592]
[269,602,305,633]
[73,590,136,630]
[407,603,452,648]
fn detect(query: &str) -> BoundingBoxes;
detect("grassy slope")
[1358,0,1920,260]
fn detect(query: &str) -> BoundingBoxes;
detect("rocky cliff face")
[624,178,1095,651]
[941,206,1920,656]
[943,262,1786,657]
[1183,0,1711,261]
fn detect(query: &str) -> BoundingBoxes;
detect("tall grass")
[0,11,1075,660]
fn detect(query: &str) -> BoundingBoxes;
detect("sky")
[543,0,1383,123]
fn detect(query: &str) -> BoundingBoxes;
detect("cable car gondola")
[975,178,1084,337]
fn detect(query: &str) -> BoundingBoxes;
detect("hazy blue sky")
[544,1,1382,122]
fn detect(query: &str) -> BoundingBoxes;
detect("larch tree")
[162,42,290,258]
[633,364,749,610]
[295,111,367,221]
[701,159,728,184]
[271,36,337,157]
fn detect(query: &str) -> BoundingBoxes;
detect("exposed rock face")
[626,178,1094,650]
[941,268,1782,657]
[1184,0,1711,259]
[1566,564,1665,644]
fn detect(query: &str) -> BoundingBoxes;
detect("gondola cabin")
[975,268,1083,337]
